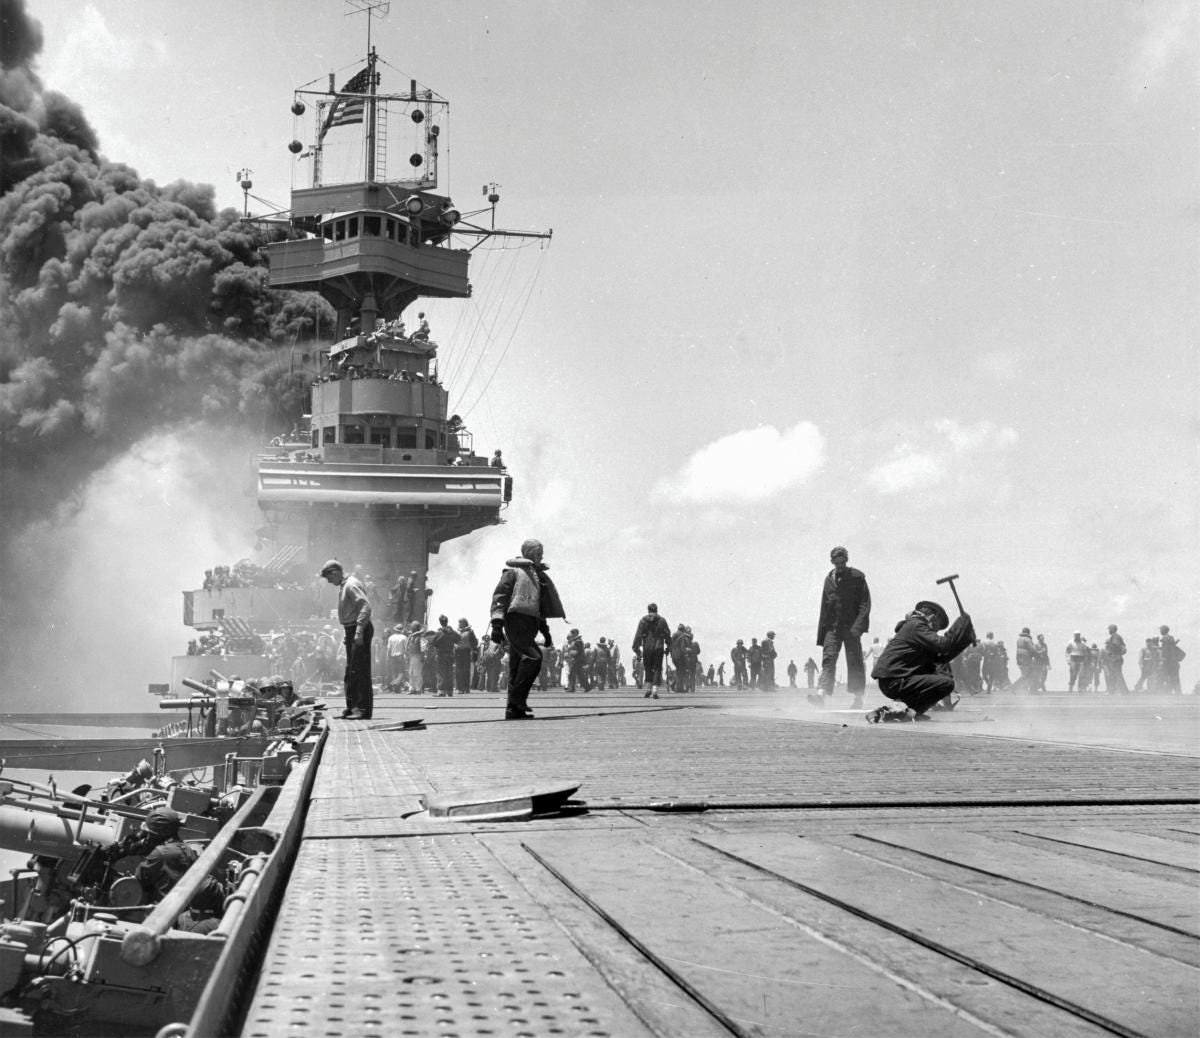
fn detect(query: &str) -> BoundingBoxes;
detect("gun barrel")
[181,678,216,696]
[158,698,215,710]
[0,804,115,858]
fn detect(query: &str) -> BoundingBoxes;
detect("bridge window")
[370,426,391,447]
[348,217,359,238]
[311,429,319,447]
[385,219,395,240]
[364,215,381,236]
[424,430,436,450]
[322,426,336,445]
[396,429,417,449]
[343,424,365,445]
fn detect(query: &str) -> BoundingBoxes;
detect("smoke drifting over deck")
[0,0,331,705]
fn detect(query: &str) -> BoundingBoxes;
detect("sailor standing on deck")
[814,546,872,709]
[320,559,374,720]
[489,539,566,720]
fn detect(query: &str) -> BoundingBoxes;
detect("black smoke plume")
[0,0,333,705]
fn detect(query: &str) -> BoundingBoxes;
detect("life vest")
[508,564,541,617]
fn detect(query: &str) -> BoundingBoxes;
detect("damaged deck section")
[237,696,1200,1037]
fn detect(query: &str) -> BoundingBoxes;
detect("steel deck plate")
[239,834,654,1038]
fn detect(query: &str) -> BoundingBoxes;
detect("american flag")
[322,67,371,135]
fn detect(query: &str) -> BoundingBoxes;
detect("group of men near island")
[320,543,1185,724]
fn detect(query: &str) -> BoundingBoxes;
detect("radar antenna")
[346,0,390,56]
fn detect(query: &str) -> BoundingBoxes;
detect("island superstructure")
[177,41,550,682]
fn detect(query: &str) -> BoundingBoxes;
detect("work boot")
[346,710,364,720]
[504,710,535,720]
[643,689,652,698]
[806,693,824,708]
[652,691,659,699]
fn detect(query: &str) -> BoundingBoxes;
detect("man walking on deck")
[320,559,374,720]
[814,546,872,709]
[633,603,671,699]
[489,539,566,720]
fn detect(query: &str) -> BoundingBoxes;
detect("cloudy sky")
[16,0,1199,706]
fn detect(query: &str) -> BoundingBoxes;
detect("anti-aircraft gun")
[0,716,324,1036]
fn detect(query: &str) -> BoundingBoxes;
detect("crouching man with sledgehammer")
[866,599,976,723]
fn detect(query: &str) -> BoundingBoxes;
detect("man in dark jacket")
[815,546,872,709]
[564,629,586,691]
[430,615,459,697]
[132,807,227,932]
[731,640,749,689]
[867,600,975,722]
[632,604,671,699]
[453,618,478,694]
[489,539,566,719]
[669,625,691,693]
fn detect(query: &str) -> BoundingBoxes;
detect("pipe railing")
[119,784,277,966]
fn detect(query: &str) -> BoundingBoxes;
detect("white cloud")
[867,419,1017,495]
[933,418,1019,453]
[867,448,946,493]
[654,421,825,504]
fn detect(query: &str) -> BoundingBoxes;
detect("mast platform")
[225,690,1199,1037]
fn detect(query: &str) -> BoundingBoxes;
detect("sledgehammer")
[935,573,965,616]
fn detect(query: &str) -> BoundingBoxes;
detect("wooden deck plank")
[669,833,1116,1038]
[852,828,1200,937]
[523,832,1010,1037]
[1019,827,1200,871]
[698,833,1199,1037]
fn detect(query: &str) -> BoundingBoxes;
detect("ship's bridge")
[266,185,470,321]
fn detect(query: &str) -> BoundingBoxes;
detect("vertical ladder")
[375,100,388,181]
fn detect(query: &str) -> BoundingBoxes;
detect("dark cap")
[142,806,183,837]
[830,546,848,560]
[319,559,342,576]
[914,601,950,630]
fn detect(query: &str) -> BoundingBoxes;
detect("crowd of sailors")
[188,614,1189,698]
[189,563,1188,696]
